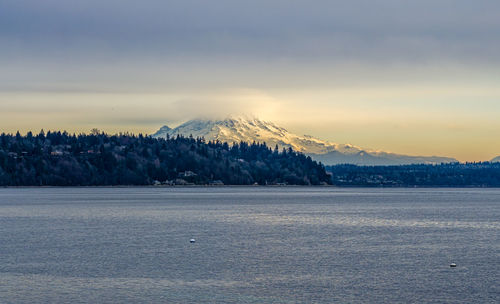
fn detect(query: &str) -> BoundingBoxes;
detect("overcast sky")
[1,0,499,161]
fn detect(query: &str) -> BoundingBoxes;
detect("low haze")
[1,0,499,161]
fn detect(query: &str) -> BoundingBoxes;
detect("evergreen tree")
[0,131,332,186]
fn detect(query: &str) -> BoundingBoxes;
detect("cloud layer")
[2,0,500,93]
[1,0,500,161]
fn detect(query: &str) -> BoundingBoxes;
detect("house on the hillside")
[179,171,197,178]
[51,151,64,156]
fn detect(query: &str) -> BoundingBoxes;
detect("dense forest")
[0,130,331,186]
[326,163,500,187]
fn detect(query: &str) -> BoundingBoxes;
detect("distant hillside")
[0,131,331,186]
[326,163,500,187]
[152,116,457,165]
[491,156,500,163]
[309,150,457,166]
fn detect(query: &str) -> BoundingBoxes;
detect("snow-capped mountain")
[152,116,457,165]
[491,156,500,163]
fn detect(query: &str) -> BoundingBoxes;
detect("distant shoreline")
[1,185,499,189]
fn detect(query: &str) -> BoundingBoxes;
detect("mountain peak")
[152,116,457,165]
[152,125,172,138]
[158,125,171,132]
[152,116,325,151]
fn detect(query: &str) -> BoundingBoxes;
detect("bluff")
[0,131,331,186]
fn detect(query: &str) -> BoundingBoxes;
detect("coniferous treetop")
[0,131,331,186]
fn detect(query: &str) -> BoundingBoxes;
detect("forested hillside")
[0,131,331,186]
[327,163,500,187]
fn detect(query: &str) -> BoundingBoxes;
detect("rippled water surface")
[0,187,499,303]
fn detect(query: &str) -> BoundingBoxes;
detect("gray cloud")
[2,0,500,61]
[1,0,500,94]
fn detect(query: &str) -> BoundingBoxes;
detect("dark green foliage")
[326,163,500,187]
[0,131,331,186]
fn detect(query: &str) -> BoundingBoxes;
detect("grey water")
[0,188,499,303]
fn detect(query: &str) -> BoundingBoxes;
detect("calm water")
[0,187,499,303]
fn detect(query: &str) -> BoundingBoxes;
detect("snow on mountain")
[491,156,500,163]
[152,116,359,154]
[152,116,458,165]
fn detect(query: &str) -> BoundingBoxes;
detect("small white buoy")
[190,238,196,243]
[450,263,457,267]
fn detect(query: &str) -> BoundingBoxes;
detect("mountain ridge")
[152,116,458,165]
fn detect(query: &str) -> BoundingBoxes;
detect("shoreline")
[1,185,499,189]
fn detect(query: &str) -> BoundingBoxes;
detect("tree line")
[0,130,331,186]
[326,163,500,187]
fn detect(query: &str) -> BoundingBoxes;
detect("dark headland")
[0,131,330,186]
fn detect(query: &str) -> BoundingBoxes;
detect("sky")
[1,0,499,161]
